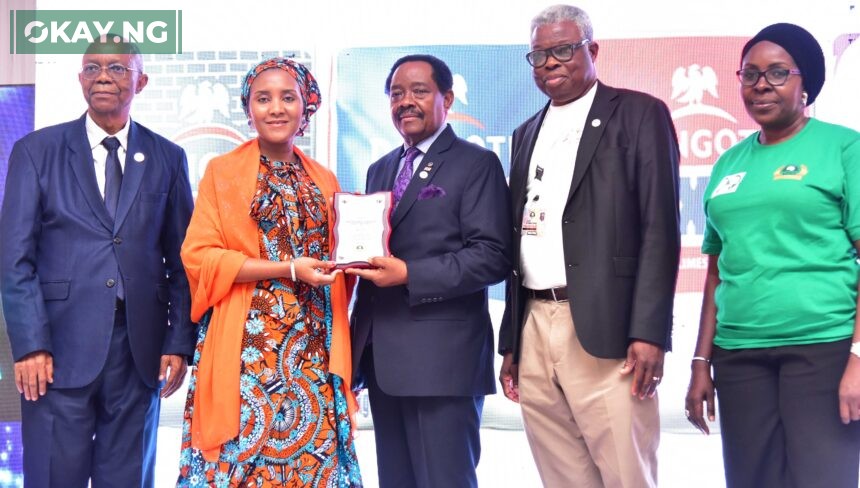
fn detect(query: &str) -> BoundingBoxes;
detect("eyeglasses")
[80,63,141,80]
[736,67,801,87]
[526,39,591,68]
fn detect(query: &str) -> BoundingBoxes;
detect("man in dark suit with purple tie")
[0,38,195,488]
[347,54,511,488]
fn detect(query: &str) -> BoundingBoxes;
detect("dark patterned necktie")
[392,146,421,206]
[102,136,123,220]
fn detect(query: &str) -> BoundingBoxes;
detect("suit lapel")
[114,121,146,232]
[566,82,618,205]
[371,150,401,194]
[67,115,114,232]
[511,107,548,225]
[390,125,453,229]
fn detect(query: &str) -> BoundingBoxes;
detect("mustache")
[397,108,423,119]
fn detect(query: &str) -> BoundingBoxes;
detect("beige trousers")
[518,299,659,488]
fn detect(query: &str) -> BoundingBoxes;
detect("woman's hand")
[839,355,860,424]
[292,257,341,286]
[685,361,716,434]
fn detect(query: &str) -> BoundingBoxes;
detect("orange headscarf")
[180,140,356,462]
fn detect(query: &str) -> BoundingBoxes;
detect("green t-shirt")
[702,118,860,349]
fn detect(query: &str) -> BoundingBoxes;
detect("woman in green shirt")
[685,23,860,487]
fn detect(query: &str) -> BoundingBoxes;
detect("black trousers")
[713,338,860,488]
[361,347,484,488]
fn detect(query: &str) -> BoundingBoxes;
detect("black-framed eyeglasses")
[526,39,591,68]
[80,63,141,80]
[736,67,801,87]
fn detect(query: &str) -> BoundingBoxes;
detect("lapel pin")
[419,171,429,179]
[133,152,145,163]
[591,119,601,128]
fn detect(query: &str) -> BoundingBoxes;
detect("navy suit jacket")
[500,82,681,360]
[0,114,195,389]
[351,125,511,397]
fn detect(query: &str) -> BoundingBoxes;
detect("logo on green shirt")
[773,164,808,181]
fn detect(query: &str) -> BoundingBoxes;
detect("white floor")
[154,424,726,487]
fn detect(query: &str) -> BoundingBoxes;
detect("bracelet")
[290,259,297,282]
[692,356,710,364]
[851,341,860,359]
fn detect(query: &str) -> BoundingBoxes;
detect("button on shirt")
[85,113,129,198]
[520,82,597,290]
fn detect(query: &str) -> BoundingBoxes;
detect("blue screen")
[0,84,34,488]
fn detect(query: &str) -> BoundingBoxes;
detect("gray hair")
[84,35,144,71]
[531,4,593,41]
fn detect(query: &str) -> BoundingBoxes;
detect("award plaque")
[331,191,393,269]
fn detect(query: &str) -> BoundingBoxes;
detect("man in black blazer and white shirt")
[498,5,680,487]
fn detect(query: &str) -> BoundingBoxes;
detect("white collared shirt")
[85,113,130,198]
[520,82,598,290]
[397,122,448,174]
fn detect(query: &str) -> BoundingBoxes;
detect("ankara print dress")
[178,156,362,488]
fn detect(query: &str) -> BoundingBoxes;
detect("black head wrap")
[741,23,825,105]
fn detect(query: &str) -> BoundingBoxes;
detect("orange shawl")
[181,140,356,462]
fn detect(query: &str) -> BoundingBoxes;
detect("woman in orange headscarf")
[176,57,361,487]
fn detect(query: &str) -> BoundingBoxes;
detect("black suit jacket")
[499,82,681,360]
[351,125,511,396]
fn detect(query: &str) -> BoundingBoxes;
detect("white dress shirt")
[85,113,130,199]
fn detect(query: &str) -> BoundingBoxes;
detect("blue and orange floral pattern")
[177,155,361,487]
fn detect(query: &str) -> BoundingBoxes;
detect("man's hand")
[346,256,408,287]
[159,354,187,398]
[15,351,53,401]
[499,352,520,403]
[619,340,665,399]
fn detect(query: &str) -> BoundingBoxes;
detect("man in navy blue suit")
[0,38,195,488]
[347,55,511,488]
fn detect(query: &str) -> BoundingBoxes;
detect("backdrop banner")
[334,39,752,295]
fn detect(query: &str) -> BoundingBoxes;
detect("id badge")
[521,206,546,236]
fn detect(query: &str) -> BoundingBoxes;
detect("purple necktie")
[392,146,421,206]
